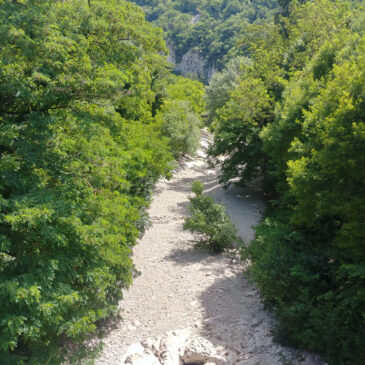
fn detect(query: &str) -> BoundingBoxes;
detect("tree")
[236,1,365,363]
[205,56,248,125]
[130,0,279,79]
[0,0,176,362]
[184,181,242,253]
[209,76,274,185]
[159,100,201,157]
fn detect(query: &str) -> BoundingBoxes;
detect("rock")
[120,330,230,365]
[125,352,160,365]
[236,360,260,365]
[181,336,227,365]
[122,343,160,365]
[236,353,283,365]
[194,320,202,328]
[142,337,161,354]
[167,44,216,82]
[159,329,191,365]
[123,343,144,358]
[205,315,223,324]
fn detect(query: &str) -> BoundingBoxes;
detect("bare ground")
[93,136,324,365]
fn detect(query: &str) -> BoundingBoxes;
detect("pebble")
[194,321,202,328]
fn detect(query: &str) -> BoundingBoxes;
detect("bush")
[155,75,205,158]
[183,181,242,253]
[245,212,365,365]
[159,100,201,158]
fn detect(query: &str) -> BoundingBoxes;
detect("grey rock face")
[167,44,216,82]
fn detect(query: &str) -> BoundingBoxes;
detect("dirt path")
[94,136,323,365]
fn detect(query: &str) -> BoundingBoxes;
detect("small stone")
[194,321,202,328]
[125,352,160,365]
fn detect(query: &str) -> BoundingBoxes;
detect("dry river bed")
[93,136,324,365]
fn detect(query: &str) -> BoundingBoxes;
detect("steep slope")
[131,0,278,81]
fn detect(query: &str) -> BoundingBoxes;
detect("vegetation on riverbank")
[207,1,365,363]
[0,0,204,362]
[184,180,242,253]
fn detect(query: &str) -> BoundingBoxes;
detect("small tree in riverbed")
[184,181,243,253]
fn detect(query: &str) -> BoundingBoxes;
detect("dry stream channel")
[93,135,324,365]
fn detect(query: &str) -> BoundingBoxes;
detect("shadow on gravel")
[169,200,190,216]
[164,247,210,266]
[167,175,208,193]
[197,269,267,360]
[197,271,326,365]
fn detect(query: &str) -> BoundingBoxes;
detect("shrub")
[159,100,201,158]
[183,181,242,253]
[245,212,365,365]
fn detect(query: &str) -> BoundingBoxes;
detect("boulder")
[159,329,191,365]
[181,336,227,365]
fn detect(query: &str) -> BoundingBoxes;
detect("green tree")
[156,75,205,158]
[184,181,242,253]
[209,76,274,185]
[158,100,201,157]
[205,56,248,125]
[130,0,279,79]
[205,0,365,363]
[0,0,177,362]
[237,2,365,363]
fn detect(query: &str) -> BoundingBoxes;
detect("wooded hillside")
[131,0,278,71]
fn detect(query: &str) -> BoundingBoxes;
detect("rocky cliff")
[168,44,216,82]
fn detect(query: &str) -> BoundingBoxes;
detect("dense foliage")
[0,0,204,362]
[208,0,365,363]
[156,76,205,157]
[184,181,242,253]
[131,0,279,72]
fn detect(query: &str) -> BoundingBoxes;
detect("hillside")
[131,0,278,80]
